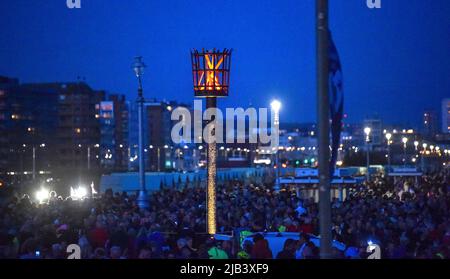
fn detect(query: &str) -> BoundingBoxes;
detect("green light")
[304,159,309,164]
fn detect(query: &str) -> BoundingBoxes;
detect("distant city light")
[402,137,408,144]
[270,100,281,113]
[385,133,392,141]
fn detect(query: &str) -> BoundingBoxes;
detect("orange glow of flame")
[198,54,224,91]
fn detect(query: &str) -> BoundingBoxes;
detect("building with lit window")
[20,82,104,185]
[98,94,129,171]
[0,76,58,181]
[127,99,193,172]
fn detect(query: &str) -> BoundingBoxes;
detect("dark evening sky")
[0,0,449,127]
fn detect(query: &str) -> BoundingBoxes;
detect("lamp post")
[385,133,392,172]
[132,56,149,210]
[421,143,427,171]
[32,143,46,181]
[191,48,232,235]
[271,100,281,192]
[402,137,408,168]
[32,146,36,180]
[364,127,371,181]
[414,141,419,169]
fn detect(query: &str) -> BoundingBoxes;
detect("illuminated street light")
[270,100,282,113]
[402,137,408,145]
[364,127,371,141]
[402,137,408,168]
[271,100,282,192]
[364,127,371,181]
[385,133,392,142]
[421,143,428,171]
[385,133,392,171]
[132,56,149,209]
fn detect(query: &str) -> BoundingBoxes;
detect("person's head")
[21,238,36,255]
[177,238,187,250]
[95,220,105,229]
[283,239,295,251]
[242,239,252,252]
[222,240,232,251]
[253,233,264,243]
[298,233,309,245]
[90,246,105,258]
[110,246,122,259]
[138,247,152,259]
[186,236,194,248]
[51,244,63,258]
[302,242,316,259]
[180,247,192,258]
[205,237,217,249]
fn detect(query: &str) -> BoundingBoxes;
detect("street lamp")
[385,133,392,172]
[364,127,371,181]
[413,141,419,169]
[132,56,149,209]
[271,100,282,192]
[191,48,232,235]
[421,143,427,171]
[402,137,408,168]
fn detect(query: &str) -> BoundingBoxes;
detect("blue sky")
[0,0,449,127]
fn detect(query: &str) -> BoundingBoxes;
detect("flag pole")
[316,0,332,258]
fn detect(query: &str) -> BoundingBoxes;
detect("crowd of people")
[0,169,448,259]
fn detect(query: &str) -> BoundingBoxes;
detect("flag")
[328,31,344,177]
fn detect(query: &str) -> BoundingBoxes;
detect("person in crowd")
[0,169,448,259]
[251,233,273,259]
[276,238,296,259]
